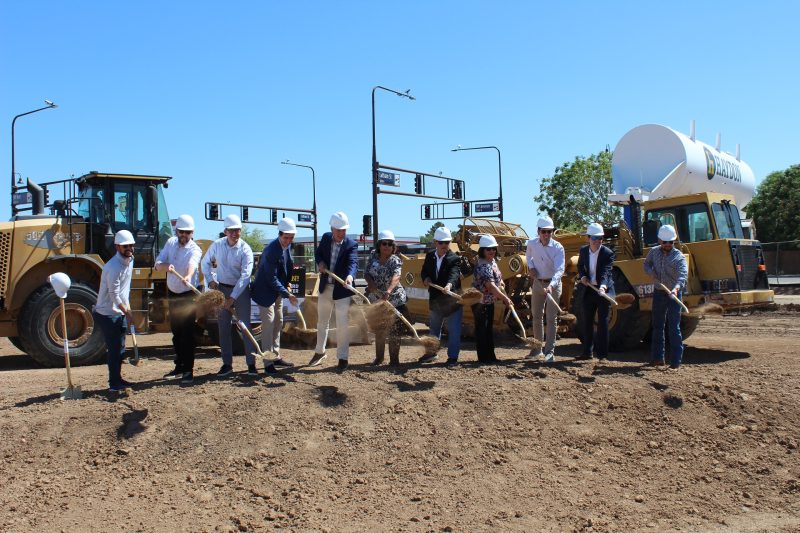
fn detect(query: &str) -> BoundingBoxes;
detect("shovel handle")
[168,267,203,295]
[656,282,690,314]
[546,292,563,314]
[229,309,269,360]
[325,270,370,305]
[429,283,462,301]
[586,282,618,306]
[60,299,74,388]
[295,307,308,330]
[386,304,421,341]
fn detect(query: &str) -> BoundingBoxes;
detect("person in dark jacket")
[307,211,359,371]
[419,226,462,365]
[251,218,299,369]
[577,223,615,360]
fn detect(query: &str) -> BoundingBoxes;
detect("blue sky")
[2,1,798,242]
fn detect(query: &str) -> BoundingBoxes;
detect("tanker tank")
[611,124,756,211]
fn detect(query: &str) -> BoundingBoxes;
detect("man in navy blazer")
[308,211,359,371]
[252,218,299,369]
[577,223,616,360]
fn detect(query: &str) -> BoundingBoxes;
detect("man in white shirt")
[93,230,136,392]
[155,214,202,383]
[524,215,565,363]
[201,214,261,378]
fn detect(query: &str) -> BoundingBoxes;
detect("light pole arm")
[451,145,503,220]
[281,161,318,251]
[11,102,57,216]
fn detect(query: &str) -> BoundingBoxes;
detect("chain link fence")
[762,240,800,286]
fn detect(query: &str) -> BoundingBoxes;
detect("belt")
[218,283,235,289]
[537,278,552,283]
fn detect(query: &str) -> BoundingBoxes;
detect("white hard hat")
[277,217,297,234]
[479,234,499,248]
[377,229,395,242]
[658,224,678,241]
[433,226,452,242]
[537,216,555,230]
[114,230,135,245]
[48,272,71,299]
[329,211,350,230]
[175,214,195,231]
[224,214,242,230]
[585,222,604,237]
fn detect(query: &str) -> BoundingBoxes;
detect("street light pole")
[11,100,58,216]
[451,145,504,221]
[281,160,318,249]
[372,85,415,241]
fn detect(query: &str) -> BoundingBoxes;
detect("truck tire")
[608,269,651,351]
[18,282,106,367]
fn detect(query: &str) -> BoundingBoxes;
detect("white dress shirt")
[525,238,566,289]
[589,247,600,285]
[156,236,202,293]
[201,237,254,299]
[94,253,133,316]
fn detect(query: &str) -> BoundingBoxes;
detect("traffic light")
[43,185,50,206]
[362,214,373,236]
[241,207,249,222]
[414,174,423,194]
[463,202,470,217]
[451,180,463,200]
[208,203,220,220]
[423,205,431,219]
[271,209,277,224]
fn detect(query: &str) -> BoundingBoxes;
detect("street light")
[372,85,415,240]
[11,100,58,216]
[281,159,318,249]
[451,145,504,221]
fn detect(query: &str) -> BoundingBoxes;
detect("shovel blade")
[60,385,83,400]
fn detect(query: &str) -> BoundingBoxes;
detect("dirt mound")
[0,313,799,531]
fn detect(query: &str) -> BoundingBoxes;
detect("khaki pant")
[315,287,352,360]
[259,296,283,356]
[531,278,562,356]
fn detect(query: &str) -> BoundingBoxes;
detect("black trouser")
[169,290,197,372]
[472,303,497,362]
[581,288,610,358]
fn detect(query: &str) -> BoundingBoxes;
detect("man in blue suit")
[308,211,359,371]
[251,218,299,369]
[577,223,615,360]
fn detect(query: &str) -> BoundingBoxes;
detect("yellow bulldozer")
[0,172,231,366]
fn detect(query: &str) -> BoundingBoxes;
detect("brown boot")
[389,341,400,366]
[373,335,386,365]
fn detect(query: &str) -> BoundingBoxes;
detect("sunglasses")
[539,229,553,234]
[661,241,674,245]
[590,236,603,241]
[486,247,498,252]
[379,241,394,247]
[119,244,135,249]
[177,230,193,235]
[435,240,450,245]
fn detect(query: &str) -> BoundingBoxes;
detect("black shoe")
[645,360,666,367]
[307,353,327,367]
[445,358,459,367]
[597,355,608,360]
[164,368,182,380]
[264,364,278,375]
[336,359,348,372]
[418,353,439,364]
[577,353,594,360]
[119,379,134,388]
[180,371,194,384]
[246,364,260,376]
[272,358,294,368]
[217,364,233,378]
[370,358,384,366]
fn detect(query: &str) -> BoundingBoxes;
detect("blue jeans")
[651,291,683,366]
[430,304,463,359]
[93,311,127,387]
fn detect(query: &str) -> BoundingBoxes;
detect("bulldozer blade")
[60,385,82,400]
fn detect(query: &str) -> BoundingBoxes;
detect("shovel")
[59,299,82,400]
[49,273,83,400]
[656,282,690,314]
[429,283,462,301]
[585,282,618,307]
[325,270,371,305]
[127,324,140,366]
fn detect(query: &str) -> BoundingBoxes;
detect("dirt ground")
[1,306,799,533]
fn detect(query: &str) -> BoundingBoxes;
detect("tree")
[420,221,445,244]
[746,164,800,243]
[534,150,621,232]
[240,225,266,252]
